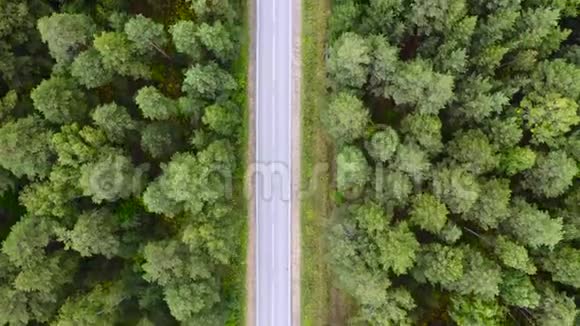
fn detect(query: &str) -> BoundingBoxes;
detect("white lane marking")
[273,43,277,82]
[271,221,276,270]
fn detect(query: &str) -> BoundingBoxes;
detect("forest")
[0,0,246,324]
[324,0,579,325]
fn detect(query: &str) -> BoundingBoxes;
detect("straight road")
[255,0,294,323]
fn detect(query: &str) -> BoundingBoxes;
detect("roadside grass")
[301,0,333,324]
[224,0,251,324]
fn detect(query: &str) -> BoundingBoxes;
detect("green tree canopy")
[92,103,136,143]
[541,246,580,289]
[0,116,54,179]
[323,92,369,145]
[400,113,443,154]
[327,32,370,90]
[37,13,96,64]
[79,152,143,204]
[520,92,579,145]
[135,86,179,120]
[408,193,448,233]
[71,48,114,89]
[431,165,480,214]
[182,63,236,99]
[196,21,234,63]
[522,150,578,198]
[94,31,150,79]
[494,236,536,274]
[367,127,399,162]
[31,76,88,124]
[336,146,370,195]
[506,198,563,250]
[124,14,169,56]
[462,178,511,230]
[170,20,201,60]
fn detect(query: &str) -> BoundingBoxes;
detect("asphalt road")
[255,0,293,323]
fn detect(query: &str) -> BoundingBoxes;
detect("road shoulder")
[291,0,302,323]
[245,0,256,322]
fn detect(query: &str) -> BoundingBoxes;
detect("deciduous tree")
[522,150,577,198]
[37,13,96,64]
[324,92,369,145]
[31,76,88,124]
[0,116,54,179]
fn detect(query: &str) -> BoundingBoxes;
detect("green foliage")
[530,59,580,100]
[0,0,51,89]
[494,236,536,274]
[143,140,235,216]
[409,193,448,233]
[368,34,399,94]
[506,198,563,249]
[535,285,577,326]
[400,113,443,154]
[71,49,114,89]
[486,117,523,150]
[453,76,509,122]
[323,92,369,145]
[94,31,150,79]
[409,0,467,36]
[393,141,431,180]
[170,20,201,60]
[135,86,179,120]
[92,103,136,143]
[499,146,536,176]
[499,270,540,308]
[541,246,580,288]
[413,243,464,288]
[0,116,54,179]
[124,14,168,55]
[55,282,126,325]
[51,123,108,167]
[142,240,211,286]
[18,167,81,218]
[520,92,580,145]
[2,216,54,269]
[449,295,506,326]
[336,146,370,195]
[447,129,498,175]
[182,63,236,99]
[0,4,244,326]
[325,0,580,322]
[79,152,143,204]
[431,165,480,214]
[196,21,234,63]
[31,76,88,124]
[0,90,17,122]
[522,150,578,198]
[384,59,454,115]
[448,245,502,299]
[367,127,399,162]
[377,221,419,275]
[327,32,370,90]
[355,287,416,326]
[202,102,240,137]
[462,178,510,230]
[381,169,412,207]
[141,122,183,159]
[56,209,120,258]
[37,13,96,64]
